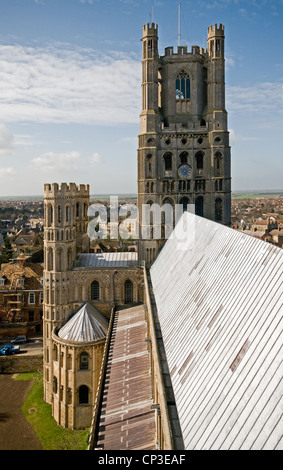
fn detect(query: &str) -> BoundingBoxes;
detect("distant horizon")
[0,189,283,202]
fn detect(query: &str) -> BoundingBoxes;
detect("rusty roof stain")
[95,304,156,450]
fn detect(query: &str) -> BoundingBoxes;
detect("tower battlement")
[163,45,205,58]
[44,182,89,198]
[208,23,224,38]
[142,22,158,38]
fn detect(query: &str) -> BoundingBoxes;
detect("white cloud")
[229,128,263,143]
[226,82,283,120]
[0,124,14,155]
[89,152,101,166]
[0,43,141,126]
[0,167,15,177]
[31,151,80,172]
[14,134,39,147]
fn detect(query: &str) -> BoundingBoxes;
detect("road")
[0,335,43,356]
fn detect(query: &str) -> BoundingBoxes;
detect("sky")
[0,0,282,197]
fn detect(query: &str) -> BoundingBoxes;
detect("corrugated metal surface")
[96,305,156,450]
[76,252,138,268]
[150,212,283,450]
[58,302,108,342]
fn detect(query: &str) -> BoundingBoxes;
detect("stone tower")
[43,182,90,404]
[137,23,231,267]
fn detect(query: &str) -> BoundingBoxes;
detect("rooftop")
[58,302,109,343]
[95,305,156,450]
[75,252,138,269]
[150,212,283,450]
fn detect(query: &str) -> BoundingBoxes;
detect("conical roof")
[58,302,108,342]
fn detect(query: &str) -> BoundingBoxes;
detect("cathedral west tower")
[138,23,231,267]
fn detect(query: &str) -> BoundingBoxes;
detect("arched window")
[195,196,204,217]
[176,70,190,100]
[53,376,58,394]
[66,205,71,223]
[146,154,152,178]
[180,152,188,165]
[76,202,80,218]
[80,352,89,370]
[91,280,100,300]
[164,153,172,172]
[58,205,62,224]
[180,197,189,212]
[67,248,73,270]
[53,345,59,362]
[214,153,223,176]
[79,385,89,404]
[215,198,223,222]
[124,280,133,304]
[196,152,204,169]
[47,247,53,271]
[57,248,63,272]
[47,204,53,227]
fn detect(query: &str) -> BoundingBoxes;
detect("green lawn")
[14,372,89,450]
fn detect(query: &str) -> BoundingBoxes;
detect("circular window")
[214,136,221,143]
[197,137,203,144]
[147,138,154,146]
[165,139,171,145]
[181,138,187,145]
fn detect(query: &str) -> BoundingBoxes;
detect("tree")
[0,237,14,265]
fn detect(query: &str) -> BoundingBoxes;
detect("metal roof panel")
[150,212,283,450]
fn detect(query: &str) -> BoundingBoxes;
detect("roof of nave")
[58,301,109,343]
[150,211,283,450]
[76,252,138,268]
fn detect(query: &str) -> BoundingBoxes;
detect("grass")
[14,372,89,450]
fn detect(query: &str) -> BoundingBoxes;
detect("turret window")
[66,205,71,223]
[176,70,190,100]
[80,352,89,370]
[164,153,172,172]
[91,280,100,300]
[215,198,223,222]
[214,153,223,176]
[124,279,133,304]
[180,152,188,165]
[196,152,204,176]
[58,205,62,223]
[146,154,152,178]
[79,385,89,404]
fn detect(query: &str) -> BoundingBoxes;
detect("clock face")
[178,164,192,179]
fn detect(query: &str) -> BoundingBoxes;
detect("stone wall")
[0,354,43,374]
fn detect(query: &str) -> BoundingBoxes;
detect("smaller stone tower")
[43,182,90,404]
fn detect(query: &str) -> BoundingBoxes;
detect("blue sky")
[0,0,282,197]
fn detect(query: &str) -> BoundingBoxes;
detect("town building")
[0,256,43,336]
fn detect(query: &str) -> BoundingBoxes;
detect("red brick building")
[0,257,43,337]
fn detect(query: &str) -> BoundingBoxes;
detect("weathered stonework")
[43,183,144,429]
[138,23,231,267]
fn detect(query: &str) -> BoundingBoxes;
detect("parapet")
[44,182,90,199]
[142,22,158,38]
[207,24,225,38]
[163,45,205,57]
